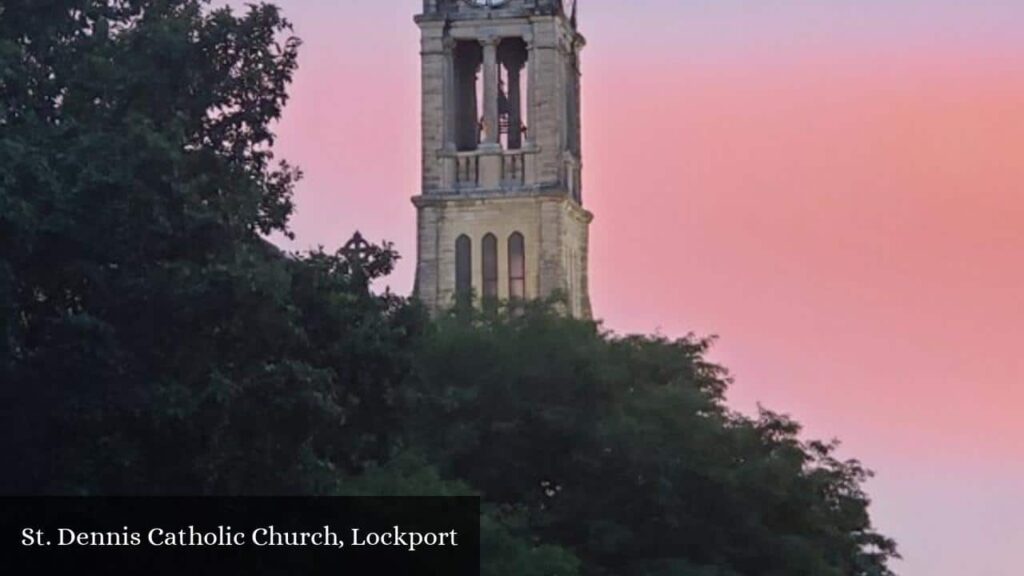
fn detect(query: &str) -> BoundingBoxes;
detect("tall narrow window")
[482,233,499,303]
[508,232,526,300]
[455,234,472,304]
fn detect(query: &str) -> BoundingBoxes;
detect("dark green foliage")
[408,304,897,576]
[0,0,420,494]
[0,2,897,574]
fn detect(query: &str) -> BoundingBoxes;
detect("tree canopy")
[0,2,898,574]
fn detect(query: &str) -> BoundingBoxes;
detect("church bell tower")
[412,0,592,317]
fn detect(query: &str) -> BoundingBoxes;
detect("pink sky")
[252,2,1024,574]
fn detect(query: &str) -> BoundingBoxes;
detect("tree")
[406,304,899,575]
[0,0,418,495]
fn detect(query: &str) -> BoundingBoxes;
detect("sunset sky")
[249,1,1024,574]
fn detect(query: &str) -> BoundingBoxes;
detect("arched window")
[455,234,472,304]
[482,233,499,302]
[508,232,526,300]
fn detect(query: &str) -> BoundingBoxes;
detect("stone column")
[525,34,536,147]
[441,37,457,188]
[523,33,540,185]
[442,37,456,151]
[480,36,501,149]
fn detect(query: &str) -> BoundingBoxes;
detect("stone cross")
[341,231,372,286]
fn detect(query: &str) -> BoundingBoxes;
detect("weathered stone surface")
[412,1,592,317]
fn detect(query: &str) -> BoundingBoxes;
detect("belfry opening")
[452,37,529,152]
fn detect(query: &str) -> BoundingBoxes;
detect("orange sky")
[255,2,1024,573]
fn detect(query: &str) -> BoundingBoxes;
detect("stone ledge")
[412,192,593,223]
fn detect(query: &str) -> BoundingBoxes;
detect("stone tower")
[412,0,592,317]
